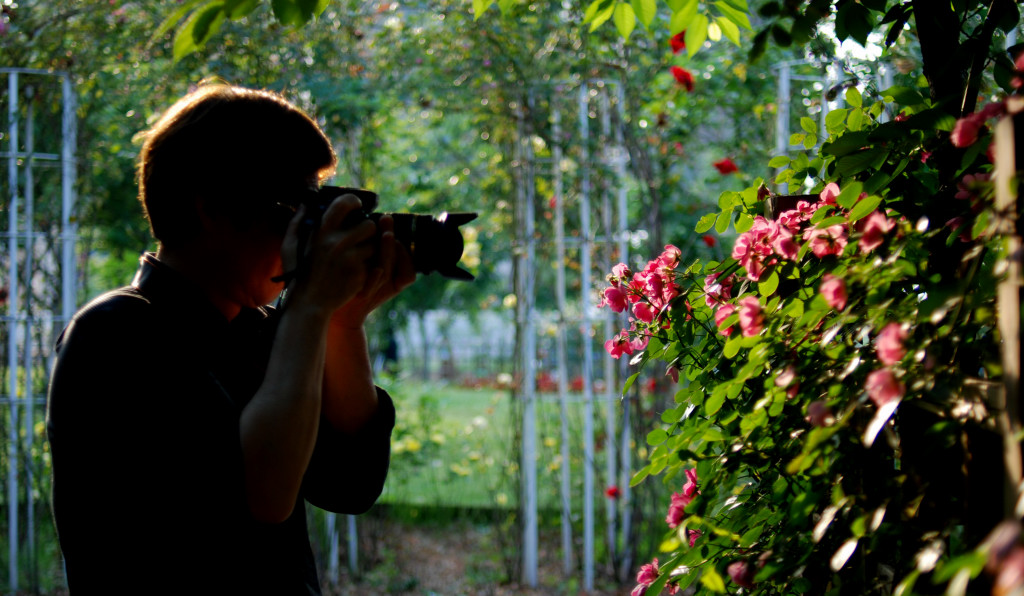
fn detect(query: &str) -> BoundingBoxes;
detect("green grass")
[377,381,617,512]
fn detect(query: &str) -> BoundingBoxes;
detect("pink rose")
[604,332,634,360]
[632,559,660,596]
[687,528,702,548]
[612,262,632,281]
[876,322,907,365]
[715,303,736,336]
[666,468,699,528]
[737,296,764,337]
[632,301,656,323]
[951,113,983,147]
[820,274,847,310]
[658,244,682,269]
[601,285,628,312]
[819,182,841,205]
[772,225,800,260]
[727,560,756,589]
[804,224,848,258]
[858,211,895,253]
[866,368,905,407]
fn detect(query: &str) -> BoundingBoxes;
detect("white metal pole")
[599,86,618,562]
[61,73,77,325]
[347,514,357,574]
[517,104,539,587]
[613,82,632,571]
[24,88,36,581]
[552,106,574,576]
[775,63,792,194]
[578,84,596,592]
[7,70,21,593]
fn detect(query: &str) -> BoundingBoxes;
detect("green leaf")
[714,1,752,31]
[686,14,709,56]
[622,372,640,394]
[584,0,613,24]
[696,212,718,233]
[716,15,741,45]
[723,337,742,359]
[191,1,227,44]
[768,155,790,168]
[836,181,864,209]
[734,212,754,233]
[473,0,497,19]
[153,0,204,41]
[848,194,882,223]
[647,428,668,446]
[631,465,651,487]
[699,567,727,592]
[272,0,308,26]
[173,2,225,61]
[825,108,849,133]
[631,0,657,27]
[836,147,888,177]
[588,0,616,31]
[669,0,698,35]
[882,86,926,106]
[845,86,863,108]
[613,2,637,38]
[715,210,732,234]
[225,0,260,18]
[847,107,864,131]
[800,117,817,134]
[758,270,780,296]
[822,131,870,157]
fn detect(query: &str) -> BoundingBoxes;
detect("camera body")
[299,186,477,281]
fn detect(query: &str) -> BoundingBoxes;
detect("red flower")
[713,157,738,174]
[702,234,716,248]
[670,66,695,92]
[670,32,686,54]
[605,486,621,499]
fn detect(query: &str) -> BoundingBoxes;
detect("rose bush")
[594,1,1024,593]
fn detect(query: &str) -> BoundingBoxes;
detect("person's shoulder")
[57,287,153,348]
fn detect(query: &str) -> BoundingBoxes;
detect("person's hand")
[330,213,417,329]
[281,193,378,318]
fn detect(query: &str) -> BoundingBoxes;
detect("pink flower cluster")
[665,468,699,528]
[730,183,896,283]
[630,469,701,596]
[865,322,909,407]
[599,245,683,360]
[632,558,679,596]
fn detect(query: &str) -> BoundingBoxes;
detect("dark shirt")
[46,253,395,595]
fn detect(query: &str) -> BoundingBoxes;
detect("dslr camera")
[289,186,477,281]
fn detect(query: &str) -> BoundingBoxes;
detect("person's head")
[137,83,337,249]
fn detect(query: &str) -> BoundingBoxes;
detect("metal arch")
[2,67,78,593]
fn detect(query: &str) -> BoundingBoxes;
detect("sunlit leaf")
[714,0,752,30]
[699,567,727,592]
[716,16,740,45]
[669,0,698,35]
[686,14,709,57]
[473,0,497,19]
[613,2,637,38]
[848,194,882,223]
[631,0,657,28]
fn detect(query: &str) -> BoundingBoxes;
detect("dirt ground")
[326,518,627,596]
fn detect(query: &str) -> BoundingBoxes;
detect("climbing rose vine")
[599,69,1024,596]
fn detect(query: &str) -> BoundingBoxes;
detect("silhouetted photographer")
[46,84,417,594]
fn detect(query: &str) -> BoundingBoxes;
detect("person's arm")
[239,196,414,523]
[240,195,379,523]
